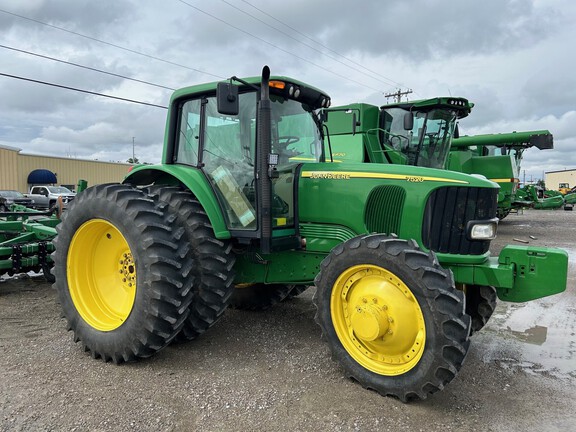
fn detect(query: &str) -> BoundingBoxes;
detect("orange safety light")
[269,80,286,90]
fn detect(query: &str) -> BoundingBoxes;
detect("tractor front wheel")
[314,234,471,402]
[53,184,194,362]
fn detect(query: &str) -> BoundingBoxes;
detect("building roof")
[545,168,576,174]
[0,143,22,152]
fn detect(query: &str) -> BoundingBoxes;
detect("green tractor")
[53,68,568,402]
[448,130,554,219]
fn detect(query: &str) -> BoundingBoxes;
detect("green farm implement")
[516,185,566,210]
[0,180,87,281]
[0,207,59,281]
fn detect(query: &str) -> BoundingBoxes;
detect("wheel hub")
[331,265,426,375]
[119,252,136,289]
[350,299,390,341]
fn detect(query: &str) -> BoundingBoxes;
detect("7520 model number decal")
[301,171,468,184]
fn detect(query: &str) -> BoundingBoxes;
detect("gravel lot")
[1,209,575,431]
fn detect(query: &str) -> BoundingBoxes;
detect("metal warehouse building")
[545,168,576,191]
[0,144,133,192]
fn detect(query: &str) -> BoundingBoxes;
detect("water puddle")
[477,296,576,380]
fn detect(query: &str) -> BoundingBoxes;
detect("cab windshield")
[380,107,458,169]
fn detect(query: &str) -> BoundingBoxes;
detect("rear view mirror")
[403,112,414,130]
[217,82,239,115]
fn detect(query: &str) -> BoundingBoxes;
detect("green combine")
[51,68,568,402]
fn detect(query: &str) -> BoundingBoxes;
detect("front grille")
[365,185,406,235]
[422,187,498,255]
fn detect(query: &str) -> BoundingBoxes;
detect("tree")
[127,157,140,164]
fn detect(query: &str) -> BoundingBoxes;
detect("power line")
[0,44,176,91]
[237,0,408,90]
[218,0,399,89]
[175,0,385,93]
[1,5,406,96]
[0,8,224,80]
[0,72,168,109]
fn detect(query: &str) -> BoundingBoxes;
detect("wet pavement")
[485,210,576,381]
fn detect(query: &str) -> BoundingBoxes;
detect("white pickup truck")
[26,185,76,209]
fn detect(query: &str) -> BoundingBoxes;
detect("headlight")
[466,218,498,240]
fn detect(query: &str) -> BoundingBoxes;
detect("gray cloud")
[0,0,574,179]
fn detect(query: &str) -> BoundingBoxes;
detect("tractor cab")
[161,68,331,253]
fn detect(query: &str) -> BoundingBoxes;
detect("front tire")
[53,184,194,363]
[314,234,470,402]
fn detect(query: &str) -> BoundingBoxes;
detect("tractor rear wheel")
[53,184,194,362]
[144,186,236,341]
[230,283,294,310]
[465,285,497,335]
[314,234,471,402]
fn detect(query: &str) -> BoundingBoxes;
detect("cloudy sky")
[1,0,574,182]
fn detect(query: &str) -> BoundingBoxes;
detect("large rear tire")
[314,234,471,402]
[144,186,236,341]
[53,184,194,362]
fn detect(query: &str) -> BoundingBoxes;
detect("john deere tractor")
[53,67,568,402]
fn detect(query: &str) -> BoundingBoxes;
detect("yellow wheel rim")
[67,219,137,331]
[331,264,426,376]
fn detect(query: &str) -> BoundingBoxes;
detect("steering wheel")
[388,133,408,149]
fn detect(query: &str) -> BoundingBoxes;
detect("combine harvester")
[448,130,555,218]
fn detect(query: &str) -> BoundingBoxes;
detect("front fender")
[124,165,230,239]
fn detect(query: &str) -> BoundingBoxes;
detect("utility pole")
[132,137,135,163]
[384,88,413,103]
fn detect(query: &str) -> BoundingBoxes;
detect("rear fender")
[124,165,230,239]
